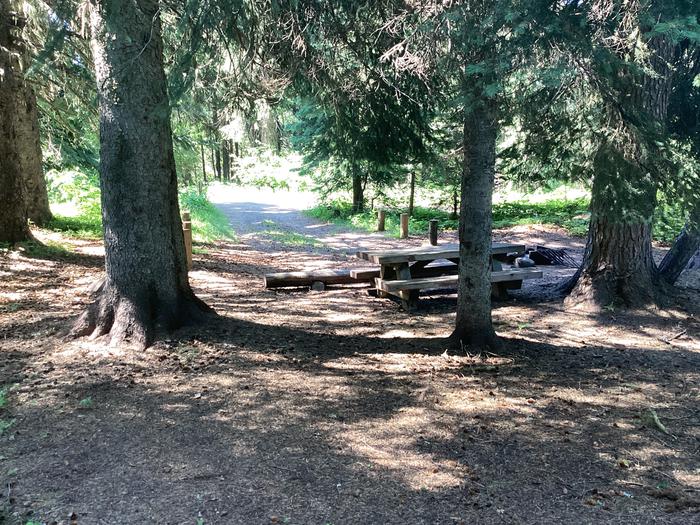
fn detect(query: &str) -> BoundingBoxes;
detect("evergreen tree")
[0,0,32,243]
[72,0,212,347]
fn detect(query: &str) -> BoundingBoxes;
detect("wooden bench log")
[349,267,381,280]
[265,268,378,288]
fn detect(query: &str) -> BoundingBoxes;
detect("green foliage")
[0,419,14,436]
[179,190,236,243]
[44,168,234,244]
[47,213,103,239]
[492,199,590,236]
[654,197,687,245]
[306,201,458,238]
[45,168,103,238]
[308,198,593,238]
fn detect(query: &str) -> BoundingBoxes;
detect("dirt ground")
[1,197,699,524]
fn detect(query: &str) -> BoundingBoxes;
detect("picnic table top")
[356,242,525,265]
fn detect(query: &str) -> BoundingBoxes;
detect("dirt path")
[209,184,408,254]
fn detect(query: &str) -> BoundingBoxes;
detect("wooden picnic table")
[356,242,542,310]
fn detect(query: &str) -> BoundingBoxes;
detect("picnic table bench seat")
[375,267,543,293]
[374,267,543,310]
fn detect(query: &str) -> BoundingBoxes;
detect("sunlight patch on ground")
[339,411,468,491]
[378,329,419,339]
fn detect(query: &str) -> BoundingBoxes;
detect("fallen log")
[264,269,374,288]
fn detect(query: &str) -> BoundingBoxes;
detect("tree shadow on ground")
[4,308,697,524]
[2,243,699,524]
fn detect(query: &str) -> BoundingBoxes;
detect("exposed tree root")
[447,328,504,354]
[71,283,214,349]
[565,268,666,312]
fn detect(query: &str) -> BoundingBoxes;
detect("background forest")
[9,0,698,247]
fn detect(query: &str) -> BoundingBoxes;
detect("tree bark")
[0,0,31,243]
[200,143,207,183]
[18,79,52,225]
[657,208,700,284]
[221,139,230,182]
[73,0,212,348]
[567,166,658,309]
[408,171,416,217]
[215,146,222,180]
[351,165,364,213]
[450,104,501,351]
[567,36,673,309]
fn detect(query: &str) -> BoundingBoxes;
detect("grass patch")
[47,212,102,239]
[307,199,591,237]
[179,190,236,243]
[46,189,235,244]
[492,199,590,236]
[0,388,12,437]
[0,419,14,436]
[0,239,74,259]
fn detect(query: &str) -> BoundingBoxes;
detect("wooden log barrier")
[429,219,438,246]
[400,213,409,239]
[264,269,374,288]
[377,209,386,232]
[182,211,193,270]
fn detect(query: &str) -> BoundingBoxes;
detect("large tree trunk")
[567,163,658,309]
[0,1,31,243]
[73,0,212,348]
[657,208,700,284]
[450,105,500,351]
[567,36,673,309]
[351,166,364,213]
[18,73,52,225]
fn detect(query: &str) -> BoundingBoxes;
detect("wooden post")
[182,211,193,270]
[377,209,386,232]
[429,219,438,246]
[400,213,409,239]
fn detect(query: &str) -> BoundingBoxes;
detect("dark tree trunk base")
[71,283,214,349]
[565,269,664,312]
[447,328,504,354]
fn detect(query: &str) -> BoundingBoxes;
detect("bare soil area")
[1,194,699,524]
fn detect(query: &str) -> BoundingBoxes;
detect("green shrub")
[309,196,685,243]
[47,211,103,239]
[492,198,590,236]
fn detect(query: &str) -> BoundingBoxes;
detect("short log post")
[400,213,409,239]
[377,209,386,232]
[429,219,438,246]
[182,211,193,270]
